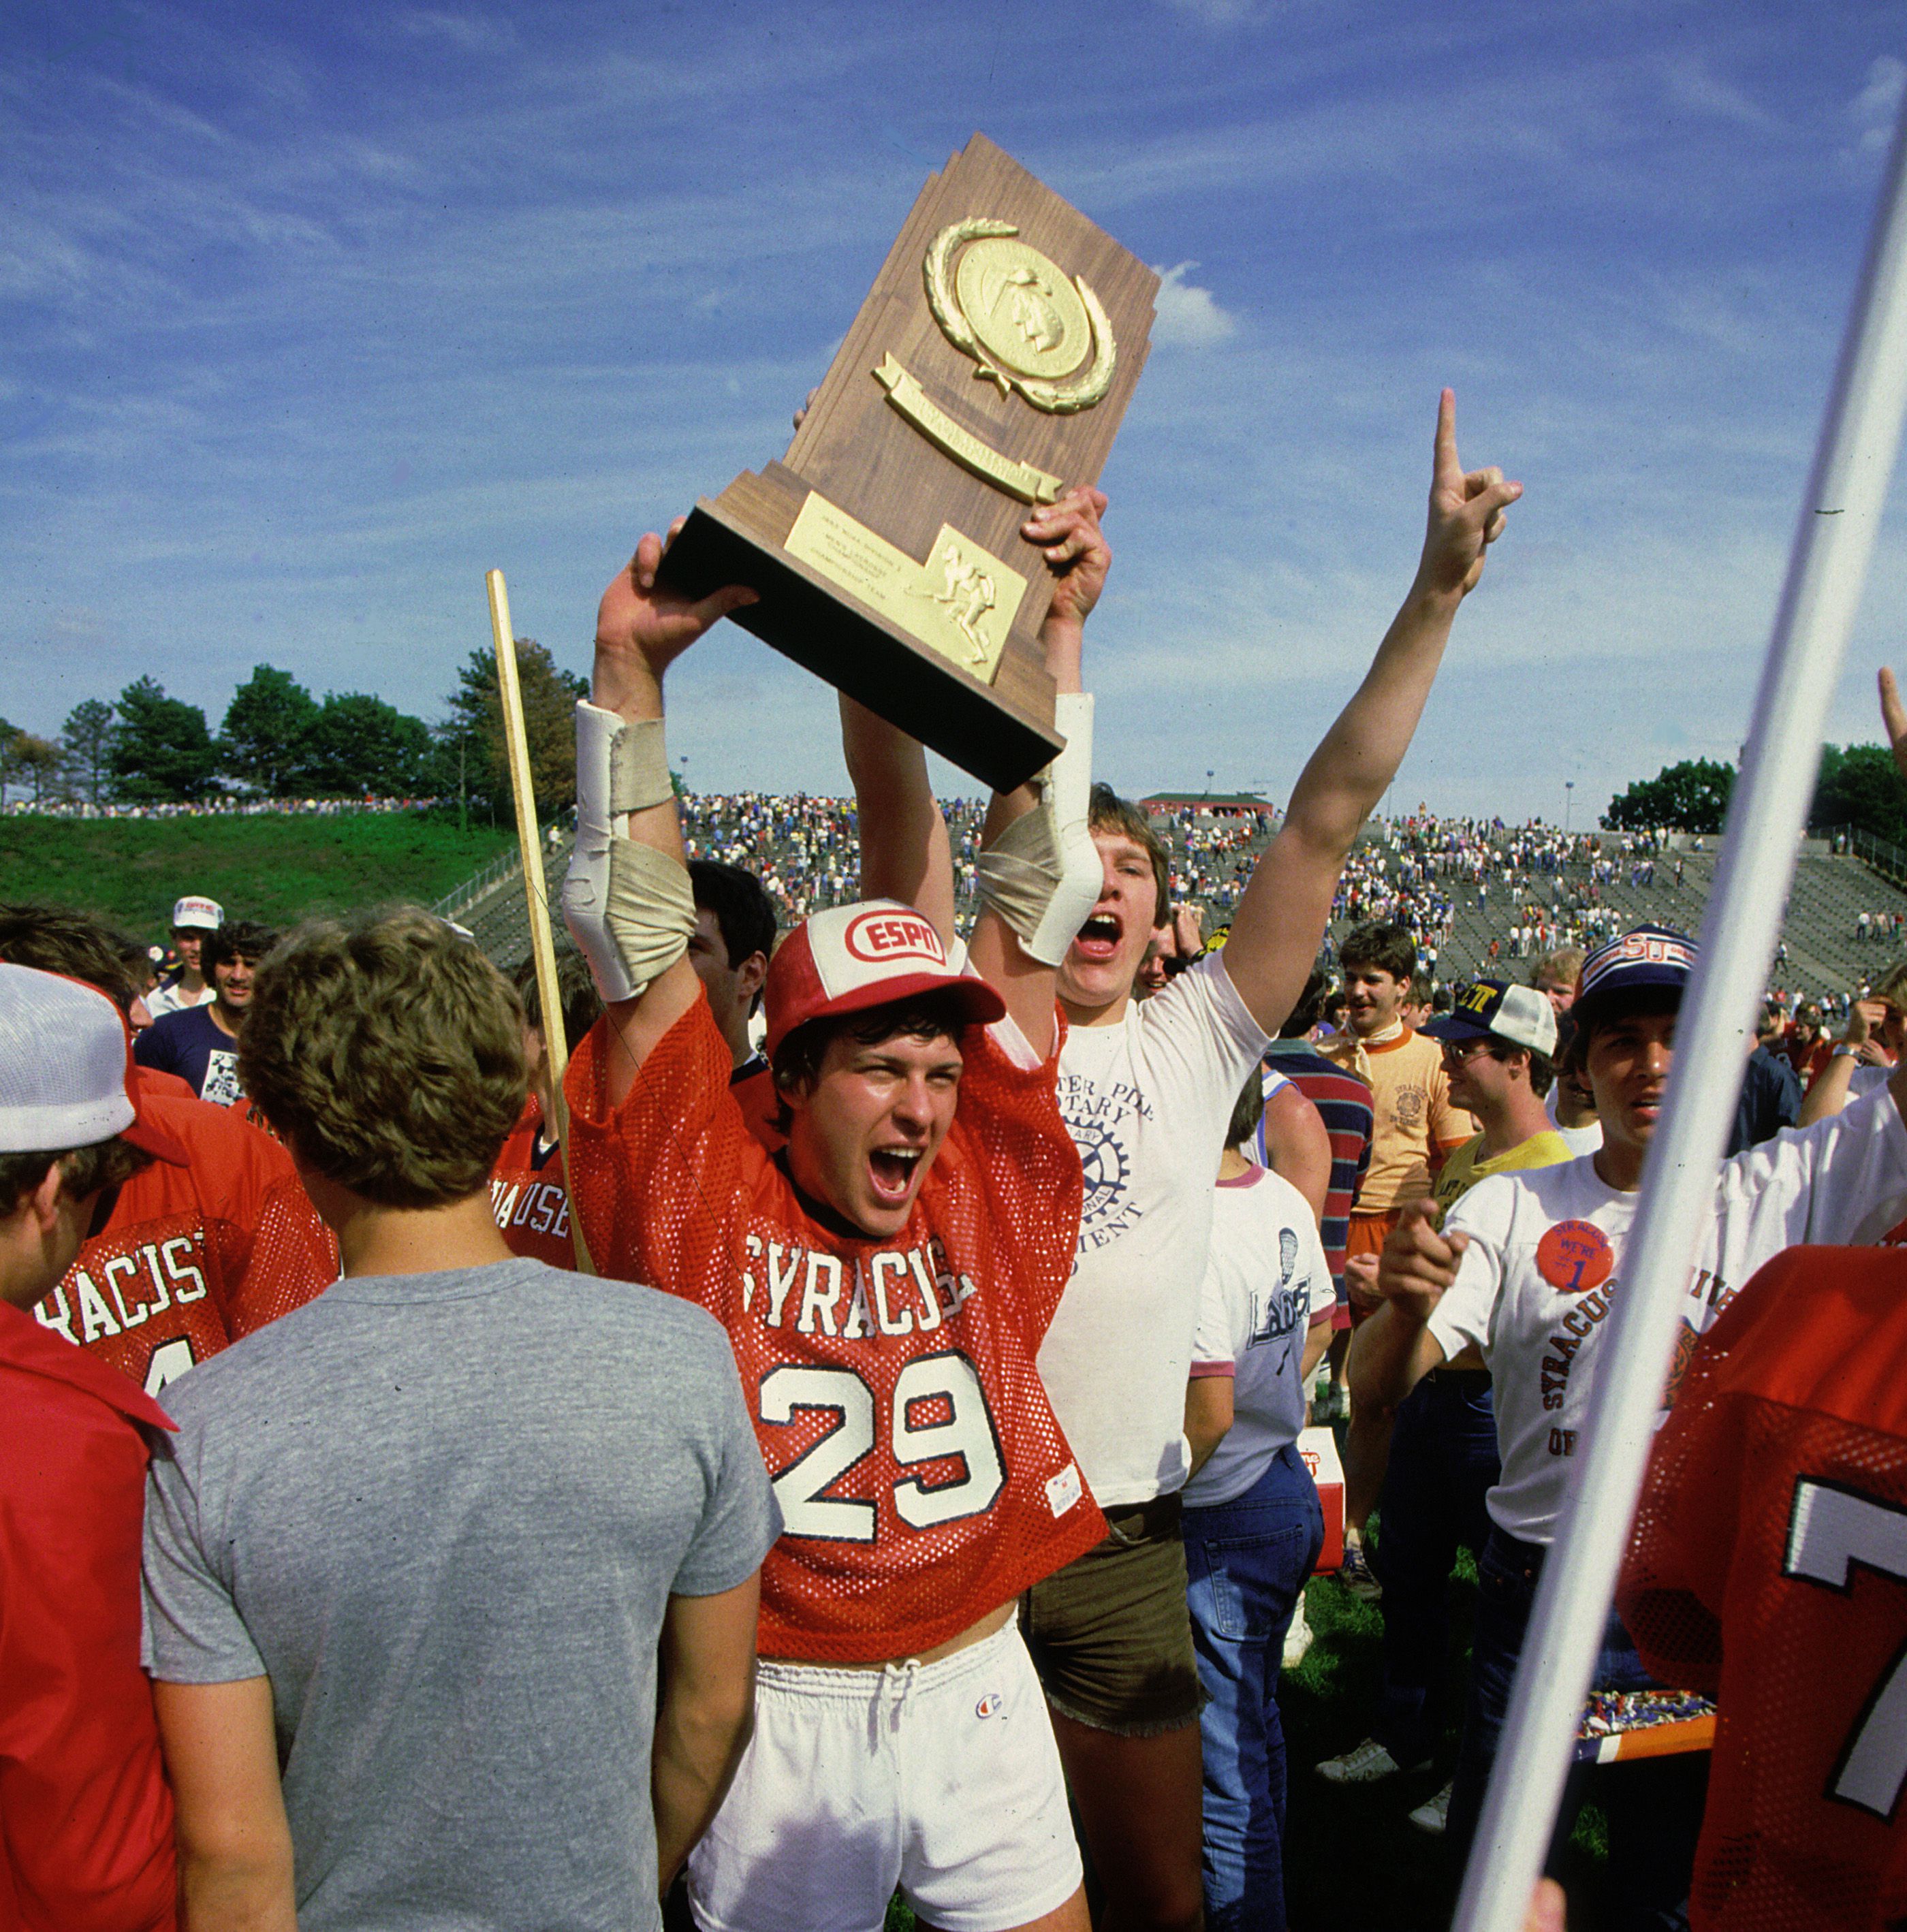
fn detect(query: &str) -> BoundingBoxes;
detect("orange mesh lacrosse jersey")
[565,994,1103,1662]
[32,1092,338,1399]
[1620,1247,1907,1931]
[490,1097,578,1270]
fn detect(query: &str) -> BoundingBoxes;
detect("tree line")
[1602,744,1907,847]
[0,645,586,819]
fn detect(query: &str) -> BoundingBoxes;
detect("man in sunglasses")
[1425,979,1571,1214]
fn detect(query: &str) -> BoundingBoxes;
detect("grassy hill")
[0,812,515,943]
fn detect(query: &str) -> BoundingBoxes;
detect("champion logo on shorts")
[975,1692,1004,1720]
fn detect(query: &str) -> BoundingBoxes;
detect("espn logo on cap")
[842,910,945,966]
[761,898,1005,1056]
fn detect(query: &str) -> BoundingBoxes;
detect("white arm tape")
[561,701,696,1002]
[609,715,676,817]
[974,691,1099,966]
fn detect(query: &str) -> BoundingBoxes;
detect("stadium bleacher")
[438,800,1907,1004]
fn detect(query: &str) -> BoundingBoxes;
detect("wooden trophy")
[656,133,1159,793]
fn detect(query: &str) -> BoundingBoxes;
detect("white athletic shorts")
[687,1621,1082,1932]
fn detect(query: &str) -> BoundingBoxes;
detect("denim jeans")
[1447,1528,1707,1932]
[1372,1368,1500,1769]
[1182,1444,1325,1932]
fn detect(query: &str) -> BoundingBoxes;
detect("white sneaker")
[1408,1780,1453,1835]
[1282,1598,1314,1670]
[1315,1737,1429,1784]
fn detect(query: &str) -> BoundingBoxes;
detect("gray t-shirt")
[142,1256,778,1931]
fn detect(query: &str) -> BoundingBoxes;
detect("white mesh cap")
[172,896,223,931]
[0,964,136,1154]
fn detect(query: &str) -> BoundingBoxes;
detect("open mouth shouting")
[1072,910,1124,964]
[868,1143,927,1207]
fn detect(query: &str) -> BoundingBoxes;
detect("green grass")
[1272,1498,1611,1931]
[879,1487,1613,1932]
[0,812,515,943]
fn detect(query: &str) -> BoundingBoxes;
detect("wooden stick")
[486,569,595,1276]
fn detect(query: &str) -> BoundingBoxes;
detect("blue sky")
[4,0,1904,821]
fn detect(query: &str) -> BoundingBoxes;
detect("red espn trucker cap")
[763,901,1005,1058]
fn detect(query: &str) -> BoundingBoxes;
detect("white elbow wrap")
[974,692,1100,966]
[561,701,697,1002]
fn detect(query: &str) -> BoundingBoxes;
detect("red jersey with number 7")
[565,992,1103,1662]
[32,1088,338,1399]
[1619,1247,1907,1931]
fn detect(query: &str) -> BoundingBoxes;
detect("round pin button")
[1535,1219,1614,1294]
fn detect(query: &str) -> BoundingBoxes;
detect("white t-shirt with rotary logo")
[1042,954,1271,1508]
[1430,1084,1907,1547]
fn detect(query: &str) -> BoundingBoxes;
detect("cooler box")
[1297,1425,1345,1574]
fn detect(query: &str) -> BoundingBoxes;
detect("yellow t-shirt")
[1432,1127,1577,1219]
[1321,1028,1475,1213]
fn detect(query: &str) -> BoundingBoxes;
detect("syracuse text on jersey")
[738,1229,974,1340]
[35,1222,212,1401]
[490,1174,571,1245]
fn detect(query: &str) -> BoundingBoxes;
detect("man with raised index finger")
[841,395,1522,1930]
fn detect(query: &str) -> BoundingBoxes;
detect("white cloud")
[1850,54,1906,155]
[1662,59,1776,133]
[394,10,518,57]
[1150,263,1238,348]
[1156,0,1267,22]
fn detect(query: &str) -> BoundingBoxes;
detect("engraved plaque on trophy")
[655,133,1159,793]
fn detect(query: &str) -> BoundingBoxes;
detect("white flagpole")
[1456,90,1907,1932]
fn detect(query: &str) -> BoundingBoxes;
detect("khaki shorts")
[1020,1495,1202,1737]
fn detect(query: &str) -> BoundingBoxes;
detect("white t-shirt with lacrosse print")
[1183,1163,1332,1509]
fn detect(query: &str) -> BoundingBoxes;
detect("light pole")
[1564,780,1574,834]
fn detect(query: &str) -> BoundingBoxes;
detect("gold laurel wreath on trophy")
[923,218,1116,415]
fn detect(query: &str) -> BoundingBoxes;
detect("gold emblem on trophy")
[924,220,1116,413]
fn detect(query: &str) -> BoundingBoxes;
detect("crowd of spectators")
[4,794,443,820]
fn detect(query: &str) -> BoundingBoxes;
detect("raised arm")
[966,488,1112,1056]
[1799,998,1879,1125]
[1218,392,1521,1035]
[561,524,757,1108]
[841,697,957,943]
